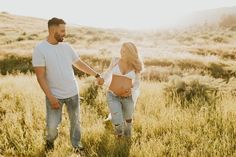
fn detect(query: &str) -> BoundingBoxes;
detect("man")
[32,17,103,152]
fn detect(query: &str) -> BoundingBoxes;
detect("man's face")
[53,24,66,42]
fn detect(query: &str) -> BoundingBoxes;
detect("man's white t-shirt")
[32,40,80,99]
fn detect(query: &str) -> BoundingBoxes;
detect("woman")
[99,42,143,138]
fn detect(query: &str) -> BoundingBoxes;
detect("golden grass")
[1,12,236,157]
[1,75,236,156]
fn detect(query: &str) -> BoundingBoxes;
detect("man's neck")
[47,36,58,45]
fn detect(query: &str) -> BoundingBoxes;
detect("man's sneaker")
[45,140,54,152]
[73,142,84,153]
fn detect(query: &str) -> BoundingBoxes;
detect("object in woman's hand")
[109,74,132,96]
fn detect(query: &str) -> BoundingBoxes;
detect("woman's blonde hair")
[121,42,144,74]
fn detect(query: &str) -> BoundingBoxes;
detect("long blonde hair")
[121,42,144,74]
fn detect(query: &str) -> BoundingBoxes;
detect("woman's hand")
[120,89,131,97]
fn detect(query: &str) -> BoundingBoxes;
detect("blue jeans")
[107,91,134,137]
[46,94,81,147]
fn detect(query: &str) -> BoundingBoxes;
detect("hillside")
[1,7,236,157]
[180,6,236,27]
[1,11,236,81]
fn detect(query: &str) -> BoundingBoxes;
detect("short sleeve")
[32,47,45,67]
[68,44,80,62]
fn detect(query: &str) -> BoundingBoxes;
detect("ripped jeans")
[45,94,81,148]
[107,91,134,137]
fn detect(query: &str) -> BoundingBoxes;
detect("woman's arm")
[101,57,119,86]
[119,74,140,97]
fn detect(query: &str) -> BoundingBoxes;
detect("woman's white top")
[101,57,140,105]
[112,64,136,80]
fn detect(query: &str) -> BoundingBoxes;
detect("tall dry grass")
[1,75,236,156]
[1,12,236,157]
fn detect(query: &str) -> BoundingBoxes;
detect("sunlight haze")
[0,0,236,29]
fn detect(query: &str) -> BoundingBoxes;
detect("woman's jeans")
[107,91,134,137]
[46,94,81,148]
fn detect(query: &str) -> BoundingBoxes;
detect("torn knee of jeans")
[115,124,120,126]
[126,119,132,123]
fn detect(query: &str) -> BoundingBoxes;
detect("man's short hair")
[48,17,66,28]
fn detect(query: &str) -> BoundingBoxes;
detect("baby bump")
[109,75,132,96]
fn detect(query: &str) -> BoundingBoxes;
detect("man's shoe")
[45,140,54,152]
[73,142,84,153]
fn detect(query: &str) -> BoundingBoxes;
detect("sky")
[0,0,236,29]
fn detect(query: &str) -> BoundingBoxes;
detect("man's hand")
[97,77,104,85]
[120,89,132,97]
[34,67,60,109]
[48,96,60,109]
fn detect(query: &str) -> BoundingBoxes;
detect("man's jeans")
[107,91,134,136]
[46,94,81,147]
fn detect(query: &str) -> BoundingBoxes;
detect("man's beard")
[54,33,64,42]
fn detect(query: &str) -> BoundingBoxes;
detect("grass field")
[1,12,236,156]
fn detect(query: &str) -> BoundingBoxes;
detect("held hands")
[48,96,60,109]
[95,73,104,86]
[96,77,104,86]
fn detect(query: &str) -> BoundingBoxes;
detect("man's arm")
[34,67,60,109]
[73,59,104,85]
[73,59,98,76]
